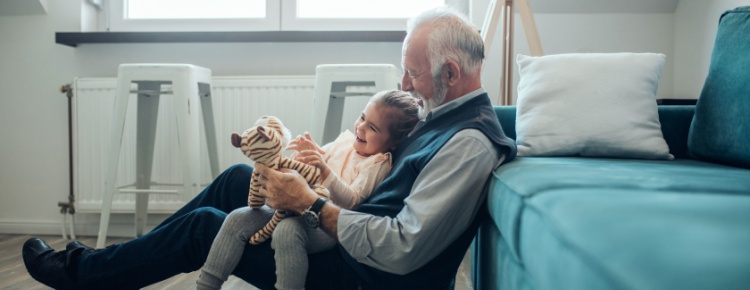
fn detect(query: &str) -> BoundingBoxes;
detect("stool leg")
[173,80,200,201]
[198,83,220,179]
[322,82,349,144]
[134,81,162,237]
[97,78,132,248]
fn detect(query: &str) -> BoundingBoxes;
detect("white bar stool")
[96,64,220,248]
[309,64,402,144]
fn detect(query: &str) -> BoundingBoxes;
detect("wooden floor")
[1,234,474,289]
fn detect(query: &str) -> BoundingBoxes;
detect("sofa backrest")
[493,105,695,159]
[688,6,750,169]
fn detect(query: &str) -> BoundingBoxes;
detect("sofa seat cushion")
[487,157,750,290]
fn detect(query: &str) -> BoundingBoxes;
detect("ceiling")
[0,0,48,16]
[527,0,680,14]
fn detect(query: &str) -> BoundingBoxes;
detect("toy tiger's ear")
[231,133,242,148]
[256,126,270,140]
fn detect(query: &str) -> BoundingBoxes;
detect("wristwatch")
[302,197,327,229]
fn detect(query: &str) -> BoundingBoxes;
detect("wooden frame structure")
[481,0,543,105]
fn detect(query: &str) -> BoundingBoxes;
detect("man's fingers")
[255,164,280,186]
[255,163,268,175]
[257,185,267,197]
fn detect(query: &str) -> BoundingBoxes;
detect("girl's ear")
[443,59,461,86]
[389,139,400,151]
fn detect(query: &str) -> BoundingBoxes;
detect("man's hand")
[255,163,318,215]
[255,163,342,240]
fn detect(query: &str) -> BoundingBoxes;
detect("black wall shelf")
[56,31,407,47]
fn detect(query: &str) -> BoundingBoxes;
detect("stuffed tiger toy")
[231,115,330,245]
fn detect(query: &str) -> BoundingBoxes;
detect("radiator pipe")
[58,84,76,239]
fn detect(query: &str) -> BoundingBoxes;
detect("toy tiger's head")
[231,116,292,166]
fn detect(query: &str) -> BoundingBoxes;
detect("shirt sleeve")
[337,129,504,275]
[321,154,392,209]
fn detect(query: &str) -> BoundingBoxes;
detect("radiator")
[72,76,372,214]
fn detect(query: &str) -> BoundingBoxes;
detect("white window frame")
[105,0,454,32]
[107,0,280,32]
[281,0,412,31]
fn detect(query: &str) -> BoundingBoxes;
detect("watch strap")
[308,197,327,214]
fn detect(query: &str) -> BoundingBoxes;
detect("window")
[283,0,444,31]
[108,0,278,31]
[107,0,446,32]
[126,0,265,19]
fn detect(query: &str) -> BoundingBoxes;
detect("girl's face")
[352,102,396,157]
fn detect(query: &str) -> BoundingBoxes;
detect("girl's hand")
[295,149,332,181]
[286,132,325,154]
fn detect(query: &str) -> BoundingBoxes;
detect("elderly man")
[23,6,515,290]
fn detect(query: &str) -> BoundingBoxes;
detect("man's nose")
[401,74,413,91]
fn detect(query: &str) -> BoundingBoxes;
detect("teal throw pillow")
[688,6,750,168]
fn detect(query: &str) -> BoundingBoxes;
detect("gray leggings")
[197,206,335,290]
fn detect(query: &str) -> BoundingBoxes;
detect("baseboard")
[0,213,170,237]
[0,220,63,236]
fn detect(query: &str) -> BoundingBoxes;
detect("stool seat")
[96,64,219,248]
[309,64,402,144]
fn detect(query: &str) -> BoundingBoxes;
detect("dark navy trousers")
[76,164,365,290]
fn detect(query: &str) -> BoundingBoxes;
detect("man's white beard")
[416,78,448,119]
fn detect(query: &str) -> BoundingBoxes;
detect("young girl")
[197,90,420,290]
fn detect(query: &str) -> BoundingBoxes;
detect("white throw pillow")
[515,53,673,160]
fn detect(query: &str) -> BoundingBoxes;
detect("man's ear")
[443,60,461,86]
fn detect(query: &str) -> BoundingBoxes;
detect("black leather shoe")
[22,238,81,290]
[66,240,96,254]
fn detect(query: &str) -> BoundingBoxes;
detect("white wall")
[0,0,79,234]
[481,12,676,104]
[672,0,750,99]
[1,0,747,236]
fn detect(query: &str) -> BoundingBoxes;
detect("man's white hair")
[405,6,485,78]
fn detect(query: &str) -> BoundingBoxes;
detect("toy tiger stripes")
[231,116,330,245]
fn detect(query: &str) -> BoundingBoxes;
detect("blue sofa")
[472,7,750,290]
